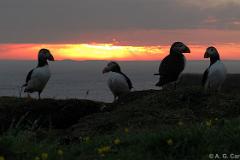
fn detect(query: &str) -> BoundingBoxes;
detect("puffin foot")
[26,93,33,101]
[28,94,32,98]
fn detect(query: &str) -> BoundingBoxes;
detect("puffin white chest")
[27,65,51,92]
[207,61,227,89]
[183,55,186,68]
[35,65,51,78]
[107,72,130,96]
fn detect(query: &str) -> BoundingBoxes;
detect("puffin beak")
[48,54,55,61]
[204,51,209,58]
[102,67,109,74]
[183,46,190,53]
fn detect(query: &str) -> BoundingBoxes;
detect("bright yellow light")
[1,43,240,60]
[49,43,164,60]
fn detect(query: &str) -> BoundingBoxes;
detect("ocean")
[0,60,239,102]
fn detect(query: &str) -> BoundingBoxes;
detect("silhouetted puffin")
[102,61,133,101]
[155,42,190,89]
[202,46,227,91]
[21,49,54,99]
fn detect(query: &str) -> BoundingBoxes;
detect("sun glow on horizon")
[0,43,239,60]
[53,43,164,60]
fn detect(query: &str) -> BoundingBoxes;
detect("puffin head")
[204,46,220,60]
[102,61,121,74]
[170,42,190,54]
[38,48,54,61]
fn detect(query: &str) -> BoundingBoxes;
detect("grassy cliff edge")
[0,74,240,160]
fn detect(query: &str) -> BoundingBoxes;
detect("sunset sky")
[1,0,240,60]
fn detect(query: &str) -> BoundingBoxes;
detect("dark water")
[0,60,239,102]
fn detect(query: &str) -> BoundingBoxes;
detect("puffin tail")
[19,83,27,98]
[155,75,166,87]
[155,81,162,87]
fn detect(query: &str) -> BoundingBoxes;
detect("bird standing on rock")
[103,61,133,101]
[155,42,190,89]
[202,46,227,92]
[21,48,54,99]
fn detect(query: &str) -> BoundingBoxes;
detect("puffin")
[202,46,227,91]
[21,48,54,99]
[102,61,133,101]
[155,42,190,89]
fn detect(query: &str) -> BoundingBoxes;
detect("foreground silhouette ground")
[0,74,240,160]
